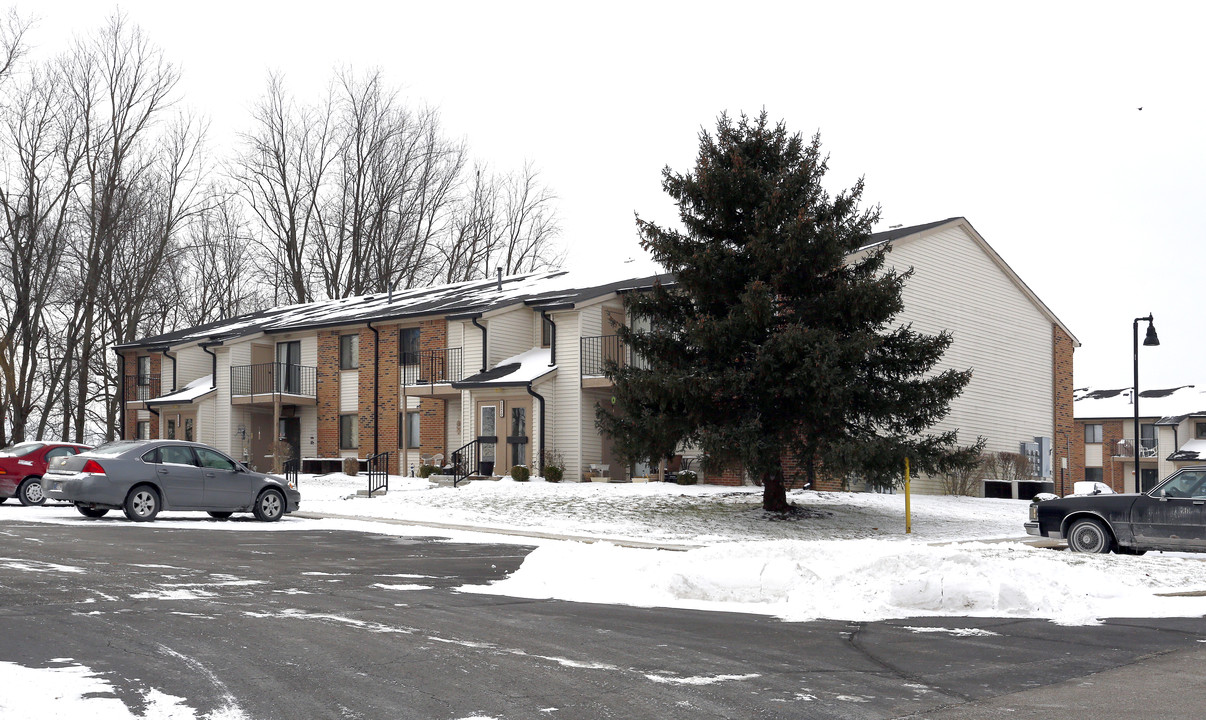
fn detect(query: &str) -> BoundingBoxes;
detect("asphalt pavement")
[2,511,1206,719]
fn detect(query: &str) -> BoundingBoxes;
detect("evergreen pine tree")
[598,111,981,512]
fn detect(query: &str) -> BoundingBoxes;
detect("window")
[195,447,236,471]
[166,419,176,440]
[136,356,151,384]
[400,328,420,365]
[44,446,75,461]
[160,445,197,466]
[184,418,194,442]
[136,420,150,440]
[541,315,554,348]
[339,414,359,449]
[399,411,421,449]
[1084,424,1103,443]
[1084,467,1103,483]
[1197,422,1206,440]
[340,334,359,370]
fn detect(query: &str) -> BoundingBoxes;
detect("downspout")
[367,321,380,460]
[162,347,178,393]
[541,310,556,366]
[526,382,545,475]
[200,342,219,389]
[471,316,488,373]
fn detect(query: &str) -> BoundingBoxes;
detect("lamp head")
[1144,319,1160,347]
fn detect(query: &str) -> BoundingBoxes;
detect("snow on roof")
[455,348,556,387]
[121,269,673,351]
[1168,438,1206,462]
[1074,384,1206,420]
[145,375,215,406]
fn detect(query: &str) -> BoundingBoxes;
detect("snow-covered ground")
[11,474,1206,629]
[8,476,1206,718]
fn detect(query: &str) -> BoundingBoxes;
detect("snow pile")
[0,660,246,719]
[463,539,1206,625]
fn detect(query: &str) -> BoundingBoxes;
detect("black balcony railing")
[1116,438,1158,460]
[123,374,162,402]
[230,362,317,399]
[580,335,649,378]
[401,347,462,387]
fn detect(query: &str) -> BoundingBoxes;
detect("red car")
[0,441,92,506]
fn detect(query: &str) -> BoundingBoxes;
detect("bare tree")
[59,13,181,442]
[232,72,334,305]
[0,49,81,444]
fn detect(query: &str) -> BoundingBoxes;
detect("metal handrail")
[282,457,300,488]
[449,439,483,488]
[366,451,390,496]
[401,347,462,388]
[230,362,317,398]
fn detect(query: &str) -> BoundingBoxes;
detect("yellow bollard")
[905,457,912,534]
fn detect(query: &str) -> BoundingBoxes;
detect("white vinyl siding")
[553,308,585,481]
[174,346,211,388]
[487,310,532,368]
[887,225,1053,494]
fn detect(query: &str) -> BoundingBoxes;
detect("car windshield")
[88,440,144,457]
[1151,470,1206,499]
[0,442,46,457]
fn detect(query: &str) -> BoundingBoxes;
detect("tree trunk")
[761,466,791,512]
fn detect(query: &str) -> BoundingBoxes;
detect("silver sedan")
[44,440,300,522]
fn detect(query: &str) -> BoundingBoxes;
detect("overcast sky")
[25,1,1206,392]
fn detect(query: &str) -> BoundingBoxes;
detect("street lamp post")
[1133,314,1160,493]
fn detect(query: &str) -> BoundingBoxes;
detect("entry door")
[279,416,301,468]
[505,400,532,470]
[1140,468,1159,493]
[276,341,301,393]
[476,401,499,476]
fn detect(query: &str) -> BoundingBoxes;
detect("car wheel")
[1067,518,1112,554]
[253,488,285,522]
[17,478,46,506]
[76,505,109,519]
[207,511,233,520]
[123,486,160,522]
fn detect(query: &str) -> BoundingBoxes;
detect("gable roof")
[1074,385,1206,421]
[865,217,1079,346]
[118,270,672,351]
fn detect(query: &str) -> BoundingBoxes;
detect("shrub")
[676,470,698,485]
[342,457,359,476]
[510,465,530,482]
[418,465,440,478]
[542,449,566,483]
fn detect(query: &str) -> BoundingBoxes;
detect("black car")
[1026,467,1206,553]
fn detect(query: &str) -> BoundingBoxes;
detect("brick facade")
[354,324,401,473]
[1053,324,1075,495]
[316,331,340,457]
[417,318,448,461]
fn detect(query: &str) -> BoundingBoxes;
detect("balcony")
[400,347,461,398]
[230,363,317,405]
[580,335,648,388]
[1115,438,1158,460]
[123,374,163,408]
